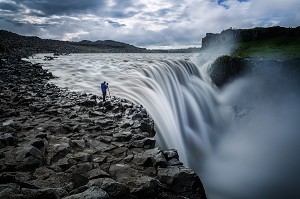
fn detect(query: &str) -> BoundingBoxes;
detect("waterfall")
[105,56,300,199]
[28,53,300,199]
[104,58,228,167]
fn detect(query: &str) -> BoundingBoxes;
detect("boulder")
[163,149,179,160]
[27,172,73,190]
[132,112,143,120]
[88,178,130,199]
[0,183,21,195]
[71,173,89,189]
[12,146,44,170]
[63,186,109,199]
[130,137,156,149]
[208,55,247,87]
[120,120,133,129]
[112,131,132,141]
[0,132,18,147]
[109,163,139,179]
[119,176,161,198]
[85,169,110,180]
[132,147,167,167]
[21,188,67,199]
[140,120,155,137]
[157,166,206,198]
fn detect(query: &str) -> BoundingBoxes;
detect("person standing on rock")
[101,81,108,102]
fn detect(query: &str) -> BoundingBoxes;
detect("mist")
[201,64,300,199]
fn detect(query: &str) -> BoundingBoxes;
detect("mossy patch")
[233,36,300,59]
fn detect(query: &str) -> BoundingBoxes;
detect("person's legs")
[102,92,106,101]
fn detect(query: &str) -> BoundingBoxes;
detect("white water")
[27,53,300,199]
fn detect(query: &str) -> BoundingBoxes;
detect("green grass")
[233,36,300,59]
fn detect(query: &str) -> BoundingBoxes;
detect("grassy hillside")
[233,36,300,59]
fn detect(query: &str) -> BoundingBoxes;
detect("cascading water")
[27,53,300,199]
[106,59,229,167]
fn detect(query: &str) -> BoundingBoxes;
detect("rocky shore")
[0,57,206,199]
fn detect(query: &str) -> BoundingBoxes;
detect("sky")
[0,0,299,49]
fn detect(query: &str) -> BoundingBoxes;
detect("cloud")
[1,0,300,48]
[0,1,20,12]
[13,0,104,16]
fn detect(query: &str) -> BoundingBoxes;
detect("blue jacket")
[101,82,108,92]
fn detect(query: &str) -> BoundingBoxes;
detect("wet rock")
[28,172,73,190]
[89,111,104,117]
[21,188,62,199]
[157,166,206,198]
[92,156,107,165]
[31,139,44,149]
[119,175,161,198]
[132,112,143,120]
[103,101,113,110]
[163,149,179,160]
[47,125,71,134]
[98,136,112,143]
[70,139,85,149]
[63,186,109,199]
[112,131,132,141]
[68,112,77,119]
[67,162,94,174]
[120,120,133,128]
[72,173,89,189]
[2,119,14,126]
[6,146,44,171]
[167,158,183,166]
[132,147,167,167]
[88,178,130,199]
[130,137,156,149]
[0,132,18,147]
[47,142,70,165]
[109,163,139,179]
[0,183,21,196]
[87,139,116,152]
[33,166,55,180]
[140,120,156,137]
[85,169,110,180]
[35,133,48,140]
[82,99,97,107]
[98,119,114,127]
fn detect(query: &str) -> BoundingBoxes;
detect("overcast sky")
[0,0,299,49]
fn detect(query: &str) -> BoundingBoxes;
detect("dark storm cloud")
[15,0,105,16]
[106,0,142,18]
[0,19,40,35]
[0,2,21,12]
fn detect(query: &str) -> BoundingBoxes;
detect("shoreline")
[0,57,206,198]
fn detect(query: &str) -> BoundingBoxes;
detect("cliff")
[201,26,300,57]
[204,26,300,87]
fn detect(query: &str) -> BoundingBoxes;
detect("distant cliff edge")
[201,26,300,59]
[202,26,300,87]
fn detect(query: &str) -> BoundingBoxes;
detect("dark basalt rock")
[208,56,300,87]
[208,55,248,87]
[0,58,207,199]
